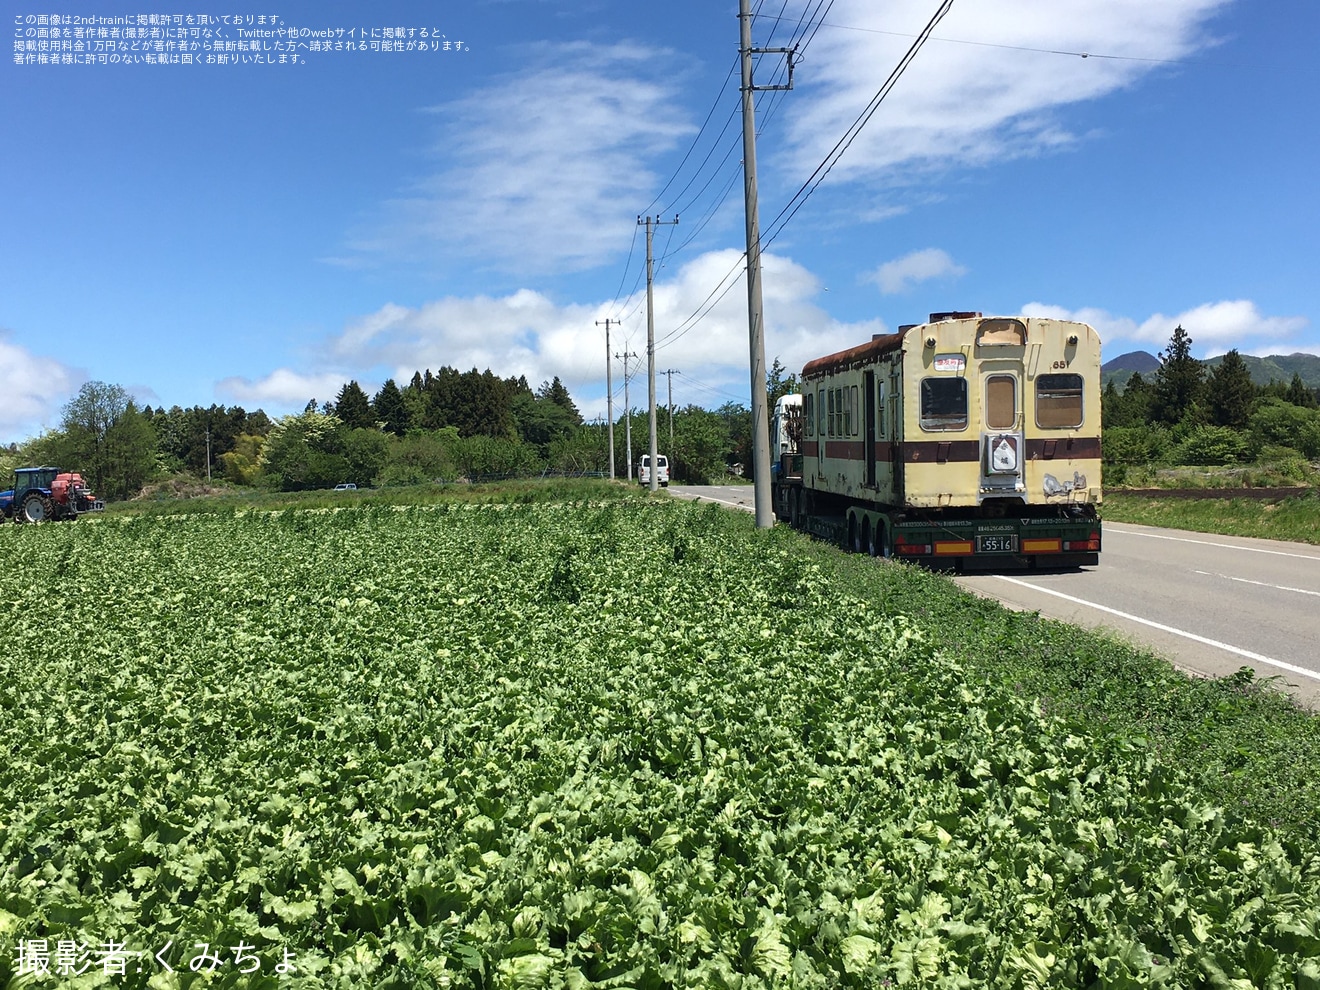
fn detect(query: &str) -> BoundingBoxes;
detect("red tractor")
[0,466,105,524]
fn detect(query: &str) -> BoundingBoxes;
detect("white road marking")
[679,491,753,510]
[1106,526,1320,561]
[994,575,1320,683]
[1192,570,1320,597]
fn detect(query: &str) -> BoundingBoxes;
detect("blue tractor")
[0,466,105,524]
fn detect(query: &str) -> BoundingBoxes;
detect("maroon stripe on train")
[1024,437,1101,459]
[805,436,1100,462]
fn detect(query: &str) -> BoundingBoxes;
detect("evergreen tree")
[1151,325,1205,425]
[372,379,410,436]
[538,377,582,425]
[1205,349,1256,428]
[1286,372,1317,409]
[335,381,375,430]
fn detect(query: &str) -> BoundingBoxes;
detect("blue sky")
[3,0,1317,441]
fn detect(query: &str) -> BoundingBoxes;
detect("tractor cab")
[14,467,59,501]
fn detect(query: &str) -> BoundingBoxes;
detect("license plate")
[977,535,1017,553]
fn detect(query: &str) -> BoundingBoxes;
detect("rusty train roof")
[801,331,906,380]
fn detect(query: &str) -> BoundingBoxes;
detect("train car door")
[980,370,1024,496]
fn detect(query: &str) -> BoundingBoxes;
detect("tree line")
[3,362,802,501]
[1103,325,1320,479]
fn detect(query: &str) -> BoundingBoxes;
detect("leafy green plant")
[2,499,1318,988]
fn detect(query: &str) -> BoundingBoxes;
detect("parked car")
[333,483,357,491]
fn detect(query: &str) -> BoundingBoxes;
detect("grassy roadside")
[1101,490,1320,544]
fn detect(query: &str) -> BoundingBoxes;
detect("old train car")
[773,312,1102,566]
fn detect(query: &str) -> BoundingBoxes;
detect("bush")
[1171,425,1249,466]
[1248,400,1320,459]
[1102,425,1173,465]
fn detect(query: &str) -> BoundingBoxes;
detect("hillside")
[1103,349,1320,390]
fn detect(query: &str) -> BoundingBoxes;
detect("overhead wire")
[760,0,956,252]
[657,0,946,356]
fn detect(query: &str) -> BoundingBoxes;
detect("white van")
[638,454,669,487]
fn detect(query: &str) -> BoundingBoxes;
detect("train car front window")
[804,393,815,437]
[1036,374,1084,428]
[920,378,968,431]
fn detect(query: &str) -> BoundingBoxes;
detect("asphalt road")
[669,485,1320,708]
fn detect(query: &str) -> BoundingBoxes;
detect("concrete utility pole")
[739,0,794,528]
[662,368,681,452]
[205,427,212,482]
[597,318,619,480]
[615,350,638,482]
[639,214,678,492]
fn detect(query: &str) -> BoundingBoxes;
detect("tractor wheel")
[17,492,53,524]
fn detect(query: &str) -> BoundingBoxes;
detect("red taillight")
[897,544,929,556]
[1064,539,1100,552]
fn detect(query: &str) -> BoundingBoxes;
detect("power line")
[761,0,957,252]
[757,10,1192,64]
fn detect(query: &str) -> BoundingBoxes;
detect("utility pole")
[205,427,212,482]
[615,350,638,482]
[662,369,680,453]
[597,318,619,480]
[739,0,794,528]
[639,214,678,492]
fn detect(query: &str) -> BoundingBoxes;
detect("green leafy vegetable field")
[2,500,1318,988]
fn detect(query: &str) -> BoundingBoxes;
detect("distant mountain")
[1203,352,1320,389]
[1101,350,1320,391]
[1102,350,1161,374]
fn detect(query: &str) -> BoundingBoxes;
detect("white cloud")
[348,42,694,274]
[866,248,967,294]
[216,369,356,408]
[1021,299,1310,355]
[238,249,883,422]
[0,332,81,441]
[780,0,1228,186]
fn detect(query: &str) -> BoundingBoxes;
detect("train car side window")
[827,389,836,437]
[850,386,858,436]
[1036,373,1084,429]
[985,374,1016,430]
[920,377,968,431]
[877,381,886,437]
[817,389,825,436]
[804,392,815,437]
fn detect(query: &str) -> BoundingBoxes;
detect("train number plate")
[977,535,1018,553]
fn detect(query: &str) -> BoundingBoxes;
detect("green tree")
[672,406,730,483]
[538,377,583,425]
[1286,373,1317,409]
[371,379,410,436]
[219,433,266,485]
[1205,349,1256,429]
[260,409,348,490]
[335,381,375,430]
[59,382,158,500]
[1151,325,1205,425]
